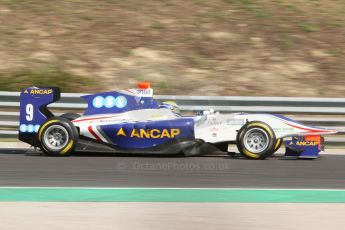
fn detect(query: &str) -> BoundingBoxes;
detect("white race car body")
[71,107,336,146]
[19,85,337,158]
[194,112,335,143]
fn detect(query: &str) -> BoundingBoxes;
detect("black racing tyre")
[38,117,78,156]
[273,138,283,153]
[236,121,276,159]
[60,113,81,121]
[265,138,283,158]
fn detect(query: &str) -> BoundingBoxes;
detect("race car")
[18,83,337,159]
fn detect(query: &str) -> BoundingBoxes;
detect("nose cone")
[322,129,338,134]
[286,122,338,135]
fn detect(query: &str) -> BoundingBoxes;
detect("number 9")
[26,104,34,121]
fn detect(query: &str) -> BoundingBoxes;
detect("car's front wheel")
[236,121,276,159]
[272,138,283,155]
[38,117,78,156]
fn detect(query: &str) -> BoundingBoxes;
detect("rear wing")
[19,87,60,147]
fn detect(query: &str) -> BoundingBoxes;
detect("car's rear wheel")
[236,121,276,159]
[38,117,78,156]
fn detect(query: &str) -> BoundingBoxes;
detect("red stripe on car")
[88,126,101,141]
[286,123,331,133]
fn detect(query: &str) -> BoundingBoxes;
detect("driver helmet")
[159,101,181,115]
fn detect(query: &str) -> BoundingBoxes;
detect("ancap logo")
[24,89,53,95]
[296,141,318,146]
[116,128,181,139]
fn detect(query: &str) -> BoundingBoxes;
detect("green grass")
[328,48,344,57]
[193,0,209,6]
[150,22,165,30]
[255,9,270,19]
[281,33,294,48]
[229,0,256,11]
[197,10,227,23]
[300,22,319,32]
[156,80,170,89]
[105,0,119,3]
[284,4,300,13]
[328,18,343,27]
[0,0,21,9]
[0,67,99,92]
[186,54,209,68]
[224,0,270,19]
[134,75,147,83]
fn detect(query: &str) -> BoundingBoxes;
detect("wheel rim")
[243,128,269,154]
[43,125,69,151]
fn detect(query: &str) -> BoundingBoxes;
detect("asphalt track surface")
[0,148,345,189]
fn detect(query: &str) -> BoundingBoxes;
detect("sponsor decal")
[273,127,294,132]
[296,141,318,146]
[19,124,27,133]
[92,95,128,109]
[34,125,40,132]
[104,96,116,108]
[207,120,222,126]
[116,128,126,137]
[115,96,127,108]
[135,88,153,97]
[116,128,181,139]
[27,124,34,133]
[289,141,318,146]
[226,119,245,125]
[24,89,53,95]
[93,96,104,108]
[19,124,40,133]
